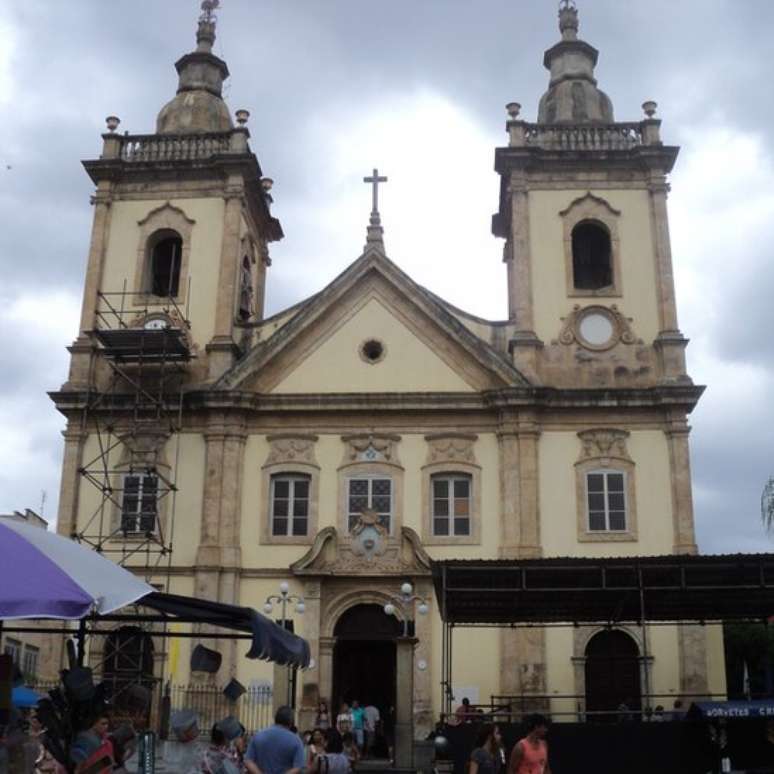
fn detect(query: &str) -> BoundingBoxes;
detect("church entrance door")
[332,604,401,745]
[584,629,642,722]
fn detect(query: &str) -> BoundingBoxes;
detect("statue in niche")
[238,254,253,321]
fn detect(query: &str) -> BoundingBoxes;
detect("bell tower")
[493,0,688,389]
[66,2,283,389]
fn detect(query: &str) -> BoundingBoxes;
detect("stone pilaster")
[498,411,521,558]
[498,410,546,702]
[666,414,698,555]
[517,412,542,557]
[414,579,433,738]
[299,580,322,731]
[394,638,417,769]
[208,182,245,379]
[648,177,689,382]
[67,184,113,389]
[195,412,247,678]
[55,424,86,539]
[318,637,334,707]
[679,625,709,697]
[506,175,542,380]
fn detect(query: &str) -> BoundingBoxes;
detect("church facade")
[52,3,725,730]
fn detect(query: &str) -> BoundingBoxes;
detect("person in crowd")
[670,698,685,721]
[70,713,115,774]
[306,727,326,771]
[341,732,360,769]
[165,709,205,773]
[363,703,380,757]
[508,714,550,774]
[350,701,365,753]
[314,728,350,774]
[245,705,305,774]
[315,700,331,730]
[198,722,241,773]
[455,697,472,724]
[468,724,502,774]
[108,723,137,774]
[336,703,352,736]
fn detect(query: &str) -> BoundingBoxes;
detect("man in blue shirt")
[245,706,305,774]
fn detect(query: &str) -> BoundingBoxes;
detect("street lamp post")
[383,582,430,770]
[264,582,305,707]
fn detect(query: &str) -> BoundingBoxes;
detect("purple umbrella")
[0,517,153,619]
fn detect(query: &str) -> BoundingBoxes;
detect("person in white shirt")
[336,703,353,736]
[363,705,380,757]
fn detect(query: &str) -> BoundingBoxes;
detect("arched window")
[584,629,641,720]
[149,231,183,297]
[572,221,613,290]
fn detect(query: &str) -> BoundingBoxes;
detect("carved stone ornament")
[291,525,431,577]
[265,434,319,467]
[342,434,400,464]
[556,305,642,351]
[577,428,632,463]
[425,433,478,465]
[350,510,389,560]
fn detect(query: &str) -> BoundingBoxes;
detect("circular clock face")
[143,316,169,330]
[578,311,615,348]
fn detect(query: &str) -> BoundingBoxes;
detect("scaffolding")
[74,282,192,581]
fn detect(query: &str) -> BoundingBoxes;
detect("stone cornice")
[49,383,705,416]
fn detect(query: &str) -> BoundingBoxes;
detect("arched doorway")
[103,626,155,719]
[584,629,641,721]
[332,604,401,741]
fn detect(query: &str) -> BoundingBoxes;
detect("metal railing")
[168,683,274,735]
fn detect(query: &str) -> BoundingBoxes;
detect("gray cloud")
[2,0,773,552]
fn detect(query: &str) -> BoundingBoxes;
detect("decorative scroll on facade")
[264,434,319,468]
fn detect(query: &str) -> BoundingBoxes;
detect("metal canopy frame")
[432,554,774,716]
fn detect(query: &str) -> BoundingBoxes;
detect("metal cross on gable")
[363,168,388,214]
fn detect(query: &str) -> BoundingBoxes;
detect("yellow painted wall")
[706,625,728,699]
[529,189,659,344]
[271,297,476,393]
[539,429,675,557]
[100,198,225,348]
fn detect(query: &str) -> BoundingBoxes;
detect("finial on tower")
[559,0,579,41]
[196,0,220,53]
[200,0,221,23]
[363,168,388,253]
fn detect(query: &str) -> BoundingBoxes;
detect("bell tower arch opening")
[332,604,401,747]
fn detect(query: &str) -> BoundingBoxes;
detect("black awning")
[432,554,774,625]
[102,591,310,668]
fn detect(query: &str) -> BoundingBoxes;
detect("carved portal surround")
[291,432,434,739]
[570,625,652,721]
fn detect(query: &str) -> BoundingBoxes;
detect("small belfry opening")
[149,231,182,296]
[572,220,613,290]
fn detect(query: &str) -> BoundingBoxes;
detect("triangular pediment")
[218,252,527,393]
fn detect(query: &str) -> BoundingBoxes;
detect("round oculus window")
[577,311,615,348]
[360,339,385,363]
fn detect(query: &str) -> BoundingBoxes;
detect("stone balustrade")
[115,131,235,162]
[509,121,652,150]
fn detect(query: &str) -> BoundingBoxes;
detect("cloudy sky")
[1,0,772,554]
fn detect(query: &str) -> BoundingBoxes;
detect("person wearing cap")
[217,716,247,771]
[245,706,304,774]
[164,709,205,773]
